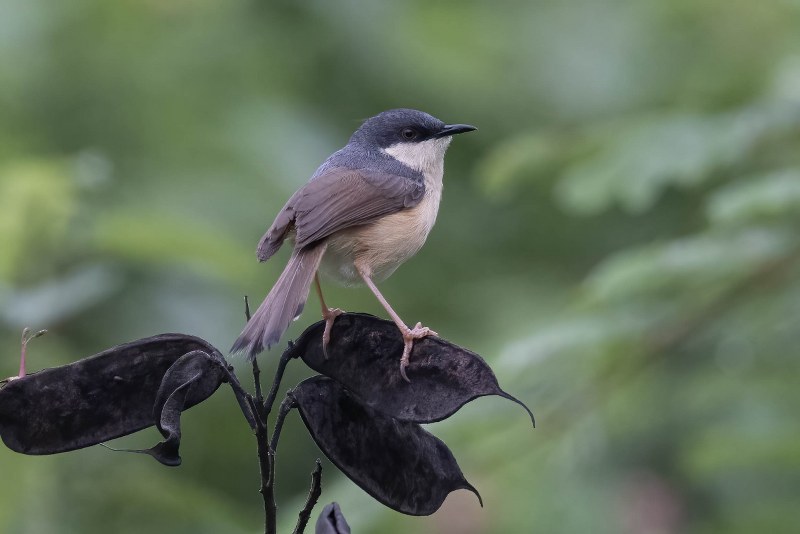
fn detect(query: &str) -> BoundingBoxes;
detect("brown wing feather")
[256,168,424,261]
[256,204,294,261]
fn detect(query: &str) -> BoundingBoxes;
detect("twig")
[245,296,265,405]
[293,460,323,534]
[241,295,276,534]
[221,362,258,430]
[238,295,303,534]
[266,449,277,533]
[270,395,296,453]
[253,359,264,404]
[19,328,28,378]
[264,346,293,415]
[264,395,295,534]
[17,328,47,379]
[256,417,274,534]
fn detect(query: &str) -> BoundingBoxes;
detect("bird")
[230,108,476,381]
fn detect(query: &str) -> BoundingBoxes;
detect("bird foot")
[321,308,345,359]
[399,322,438,383]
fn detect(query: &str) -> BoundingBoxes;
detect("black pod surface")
[292,376,481,516]
[315,502,351,534]
[0,334,221,455]
[292,313,534,425]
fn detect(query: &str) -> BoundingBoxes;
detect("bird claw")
[398,322,437,383]
[321,308,344,359]
[410,322,438,338]
[399,357,411,383]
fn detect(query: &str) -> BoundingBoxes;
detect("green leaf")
[555,103,800,215]
[584,228,795,303]
[707,169,800,226]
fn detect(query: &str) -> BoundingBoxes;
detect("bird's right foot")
[399,322,438,383]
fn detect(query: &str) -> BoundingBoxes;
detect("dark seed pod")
[315,502,351,534]
[139,349,230,466]
[292,376,482,516]
[0,334,222,456]
[291,313,534,425]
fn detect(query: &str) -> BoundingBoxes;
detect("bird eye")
[401,128,418,140]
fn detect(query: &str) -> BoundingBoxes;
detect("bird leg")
[355,263,437,382]
[314,274,343,358]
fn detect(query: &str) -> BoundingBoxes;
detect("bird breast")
[321,174,443,285]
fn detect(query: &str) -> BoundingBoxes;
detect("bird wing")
[257,167,425,261]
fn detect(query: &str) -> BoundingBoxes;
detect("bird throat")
[382,137,451,181]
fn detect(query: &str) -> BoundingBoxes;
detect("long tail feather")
[231,243,326,360]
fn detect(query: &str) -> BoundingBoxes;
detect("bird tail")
[231,243,326,360]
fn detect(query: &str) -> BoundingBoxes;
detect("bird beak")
[434,124,477,138]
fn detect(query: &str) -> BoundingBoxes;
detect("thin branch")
[240,295,275,534]
[252,418,271,534]
[264,346,293,416]
[219,347,269,534]
[246,396,264,431]
[264,395,295,534]
[253,358,264,404]
[19,327,28,378]
[245,296,266,406]
[293,460,323,534]
[266,448,277,534]
[270,395,296,454]
[16,327,47,379]
[222,365,258,430]
[238,295,302,534]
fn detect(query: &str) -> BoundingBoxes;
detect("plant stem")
[238,295,302,534]
[264,347,293,415]
[266,449,277,533]
[17,328,46,379]
[19,328,28,378]
[293,460,323,534]
[245,296,266,405]
[264,395,296,533]
[221,363,258,430]
[270,395,296,453]
[241,295,275,534]
[253,357,264,403]
[255,416,274,534]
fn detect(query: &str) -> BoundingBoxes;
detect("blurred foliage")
[2,0,800,533]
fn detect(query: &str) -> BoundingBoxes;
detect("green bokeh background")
[2,1,800,532]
